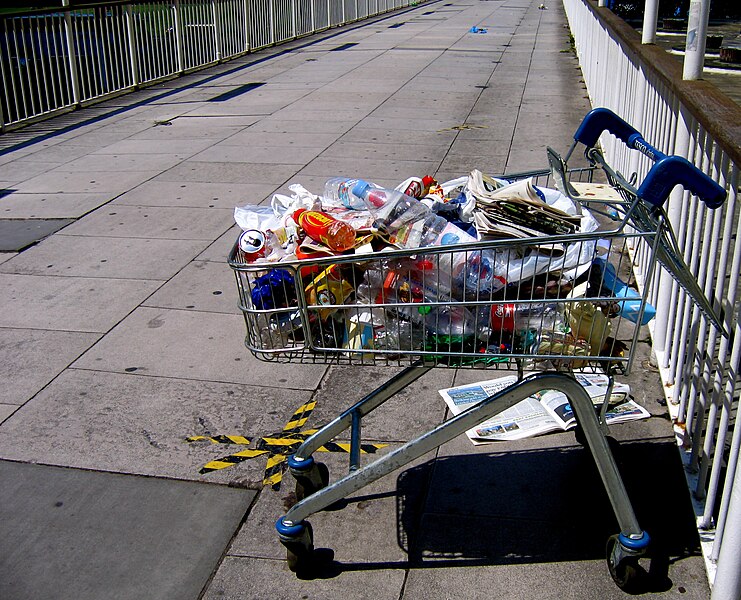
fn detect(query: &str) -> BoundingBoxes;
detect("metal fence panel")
[562,0,741,593]
[0,0,423,131]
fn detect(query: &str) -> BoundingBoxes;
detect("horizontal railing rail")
[562,0,741,597]
[0,0,418,132]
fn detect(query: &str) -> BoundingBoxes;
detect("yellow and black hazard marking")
[186,435,251,445]
[186,399,387,490]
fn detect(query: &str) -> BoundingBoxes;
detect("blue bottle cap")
[351,180,371,198]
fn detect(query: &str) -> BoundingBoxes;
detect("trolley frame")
[226,108,726,591]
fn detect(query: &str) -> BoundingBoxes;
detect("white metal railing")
[562,0,741,597]
[0,0,417,132]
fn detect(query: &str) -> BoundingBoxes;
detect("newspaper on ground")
[438,373,650,445]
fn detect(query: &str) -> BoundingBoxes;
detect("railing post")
[291,0,297,39]
[211,0,223,61]
[683,0,711,80]
[269,0,276,45]
[243,0,251,52]
[641,0,659,44]
[172,0,185,73]
[653,105,691,361]
[0,30,6,132]
[125,3,140,87]
[712,452,741,600]
[62,0,81,106]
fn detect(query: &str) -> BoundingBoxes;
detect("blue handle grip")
[574,108,726,209]
[574,107,666,161]
[638,155,727,209]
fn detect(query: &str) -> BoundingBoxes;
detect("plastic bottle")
[351,180,477,248]
[351,180,431,242]
[323,177,377,210]
[457,249,508,296]
[293,208,356,252]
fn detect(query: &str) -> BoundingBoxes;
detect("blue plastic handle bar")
[638,155,727,209]
[574,107,666,161]
[574,108,727,209]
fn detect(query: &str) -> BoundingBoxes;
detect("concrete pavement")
[0,0,711,598]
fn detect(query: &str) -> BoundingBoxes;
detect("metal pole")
[125,4,139,88]
[683,0,711,80]
[654,105,691,359]
[712,455,741,600]
[243,0,251,53]
[211,0,222,61]
[641,0,659,44]
[62,0,81,105]
[172,0,185,73]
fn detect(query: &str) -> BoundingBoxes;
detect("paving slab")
[0,328,101,406]
[0,160,61,184]
[0,404,16,422]
[308,365,454,442]
[221,129,343,149]
[12,169,161,195]
[228,451,436,563]
[0,273,161,332]
[190,144,326,165]
[125,120,253,141]
[321,140,451,163]
[402,558,709,600]
[143,260,242,314]
[70,306,328,389]
[157,160,300,185]
[301,156,440,183]
[403,441,709,598]
[111,179,273,209]
[196,225,245,261]
[0,235,211,280]
[90,137,216,156]
[0,460,255,600]
[203,555,406,600]
[0,368,318,482]
[0,191,114,219]
[249,117,358,135]
[59,153,188,173]
[58,204,234,240]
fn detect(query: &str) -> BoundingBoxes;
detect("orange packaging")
[293,208,356,252]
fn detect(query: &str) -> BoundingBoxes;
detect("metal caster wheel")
[606,533,646,592]
[294,461,329,502]
[277,520,315,573]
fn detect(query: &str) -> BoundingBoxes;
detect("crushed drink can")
[238,229,266,262]
[490,303,516,334]
[305,265,355,320]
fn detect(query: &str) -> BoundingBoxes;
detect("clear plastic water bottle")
[351,180,478,248]
[457,249,508,296]
[324,177,375,210]
[351,180,431,240]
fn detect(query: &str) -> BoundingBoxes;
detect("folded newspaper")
[467,170,582,238]
[438,373,650,445]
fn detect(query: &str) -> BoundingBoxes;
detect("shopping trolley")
[227,108,726,591]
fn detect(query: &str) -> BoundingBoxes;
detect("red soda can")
[238,229,267,262]
[490,303,516,333]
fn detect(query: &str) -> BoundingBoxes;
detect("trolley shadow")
[305,438,700,592]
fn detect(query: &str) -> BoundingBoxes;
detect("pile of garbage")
[232,171,652,363]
